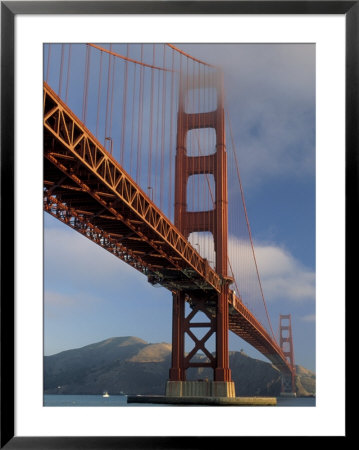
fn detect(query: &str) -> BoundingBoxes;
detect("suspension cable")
[166,43,217,68]
[226,109,277,342]
[88,43,173,72]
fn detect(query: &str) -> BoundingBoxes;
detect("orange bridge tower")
[166,69,235,398]
[279,314,296,395]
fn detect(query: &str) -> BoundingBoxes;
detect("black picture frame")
[1,1,352,447]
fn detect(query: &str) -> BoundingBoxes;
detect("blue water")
[44,394,315,407]
[44,394,152,407]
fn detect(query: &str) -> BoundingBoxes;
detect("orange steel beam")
[43,82,294,380]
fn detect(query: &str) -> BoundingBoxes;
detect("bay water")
[44,394,315,407]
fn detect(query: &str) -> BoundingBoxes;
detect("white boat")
[102,391,110,398]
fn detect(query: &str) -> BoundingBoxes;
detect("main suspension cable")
[88,43,173,72]
[226,110,277,343]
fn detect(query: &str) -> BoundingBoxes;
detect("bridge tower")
[167,69,235,398]
[279,314,296,395]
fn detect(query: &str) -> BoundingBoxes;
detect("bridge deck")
[43,82,293,376]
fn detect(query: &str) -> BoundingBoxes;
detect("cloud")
[227,95,315,190]
[178,43,316,189]
[182,230,315,305]
[48,43,315,197]
[300,313,316,322]
[44,211,316,309]
[228,236,315,304]
[179,230,315,306]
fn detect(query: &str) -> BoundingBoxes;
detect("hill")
[44,337,315,397]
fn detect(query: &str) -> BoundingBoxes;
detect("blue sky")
[44,43,316,372]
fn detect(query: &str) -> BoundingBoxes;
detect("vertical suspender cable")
[227,111,276,342]
[147,44,156,192]
[96,50,103,139]
[45,44,51,84]
[168,47,175,219]
[58,43,65,97]
[65,44,72,105]
[130,63,137,176]
[155,51,161,202]
[104,44,112,147]
[136,44,145,184]
[82,44,91,125]
[109,52,116,154]
[160,44,167,210]
[120,44,129,166]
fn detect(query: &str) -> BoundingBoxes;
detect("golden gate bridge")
[43,42,295,397]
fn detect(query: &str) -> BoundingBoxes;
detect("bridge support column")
[212,284,235,397]
[214,287,231,382]
[169,291,185,382]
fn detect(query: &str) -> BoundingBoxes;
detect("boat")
[102,391,110,398]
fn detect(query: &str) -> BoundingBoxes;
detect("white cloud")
[179,43,315,189]
[181,231,315,305]
[227,98,315,190]
[301,313,316,322]
[228,236,315,304]
[44,216,316,308]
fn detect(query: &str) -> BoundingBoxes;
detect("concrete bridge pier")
[168,290,236,398]
[166,380,236,398]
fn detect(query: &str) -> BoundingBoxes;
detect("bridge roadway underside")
[43,82,293,378]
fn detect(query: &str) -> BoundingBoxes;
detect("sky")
[44,43,316,372]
